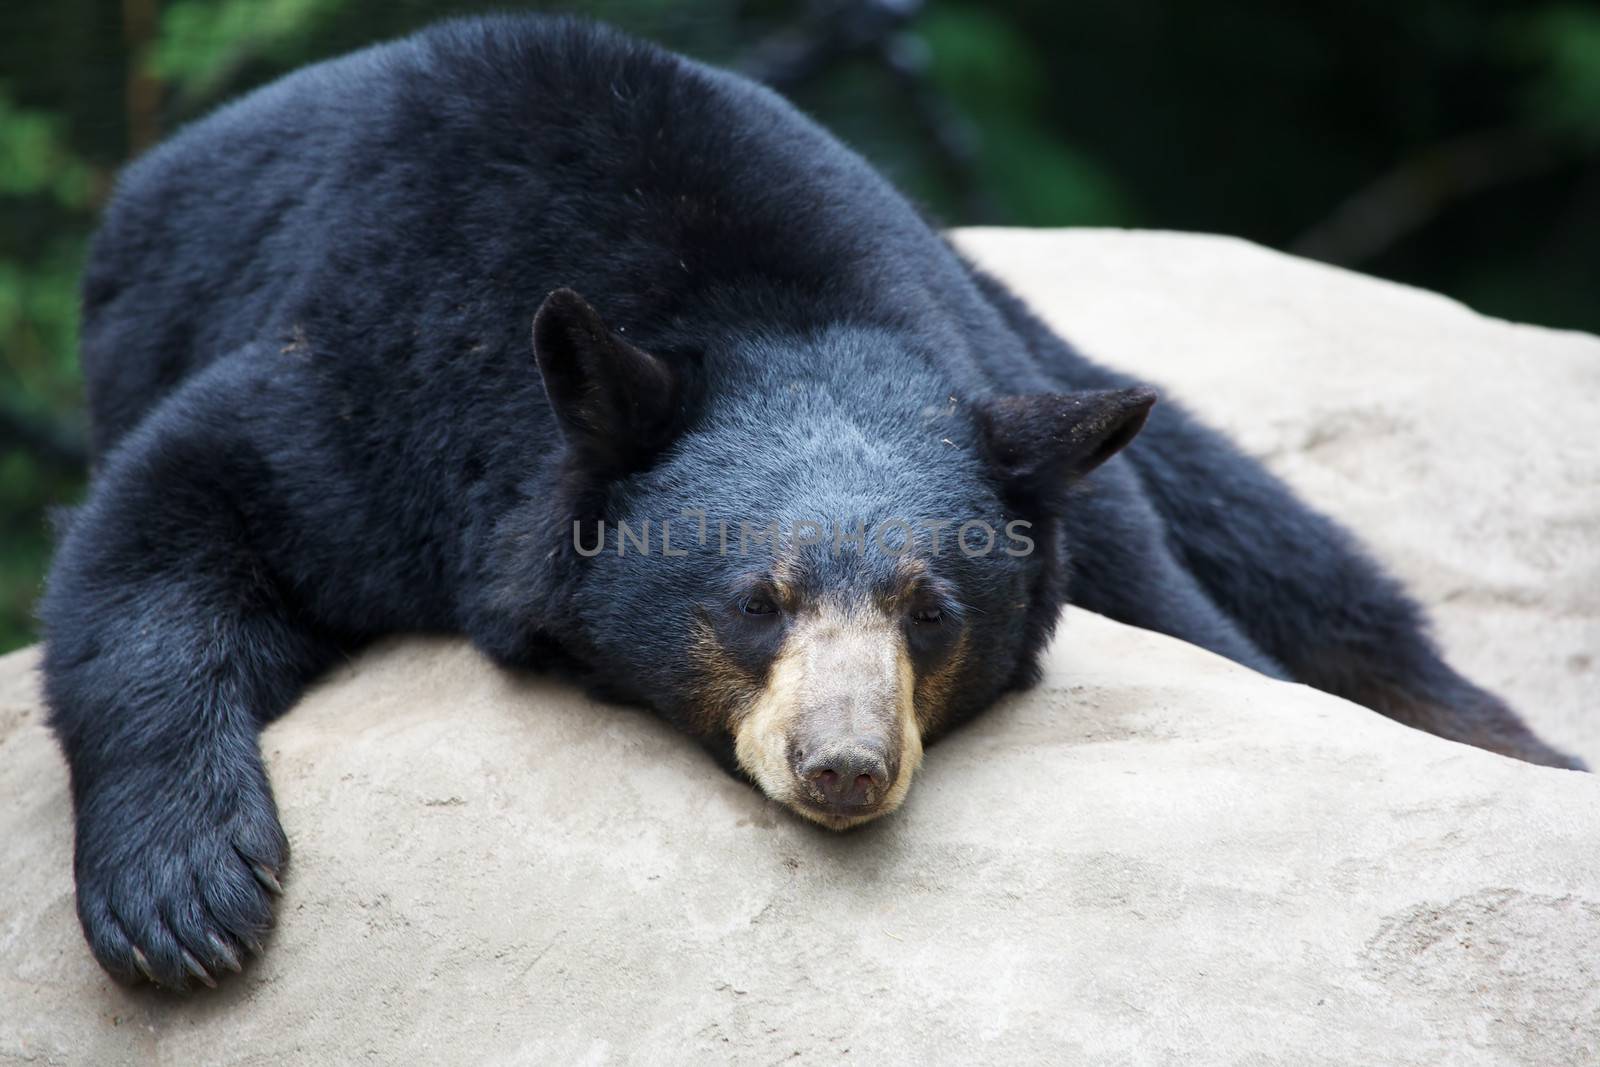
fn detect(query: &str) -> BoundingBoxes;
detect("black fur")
[42,14,1582,991]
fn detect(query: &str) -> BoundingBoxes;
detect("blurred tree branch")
[122,0,161,153]
[1290,129,1565,267]
[740,0,991,220]
[741,0,918,86]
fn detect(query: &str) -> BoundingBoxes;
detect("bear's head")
[521,289,1153,829]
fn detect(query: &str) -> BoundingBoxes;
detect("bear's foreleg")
[41,379,339,988]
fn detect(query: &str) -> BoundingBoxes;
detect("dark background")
[3,0,1598,651]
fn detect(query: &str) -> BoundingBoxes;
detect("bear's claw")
[208,932,243,972]
[181,950,216,988]
[250,862,284,895]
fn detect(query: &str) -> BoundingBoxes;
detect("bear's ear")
[975,387,1157,499]
[533,288,682,475]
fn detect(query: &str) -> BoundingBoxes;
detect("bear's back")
[77,17,714,458]
[76,14,1002,461]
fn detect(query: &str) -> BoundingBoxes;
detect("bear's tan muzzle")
[733,603,923,829]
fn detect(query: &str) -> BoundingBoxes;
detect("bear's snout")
[792,739,892,814]
[732,602,925,829]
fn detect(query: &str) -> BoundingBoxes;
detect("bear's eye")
[741,595,778,617]
[910,606,943,625]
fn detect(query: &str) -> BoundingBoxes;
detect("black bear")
[42,15,1581,990]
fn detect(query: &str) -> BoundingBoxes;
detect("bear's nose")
[797,744,888,811]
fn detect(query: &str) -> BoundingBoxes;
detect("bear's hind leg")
[1126,409,1585,770]
[1060,466,1289,680]
[961,264,1579,768]
[1294,631,1586,769]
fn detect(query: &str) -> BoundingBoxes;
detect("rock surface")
[3,230,1597,1065]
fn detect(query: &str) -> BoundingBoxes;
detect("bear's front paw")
[71,770,288,990]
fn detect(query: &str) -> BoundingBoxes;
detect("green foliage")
[0,91,95,208]
[1515,5,1600,144]
[0,85,93,650]
[150,0,343,102]
[0,239,86,411]
[0,451,70,652]
[922,4,1132,225]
